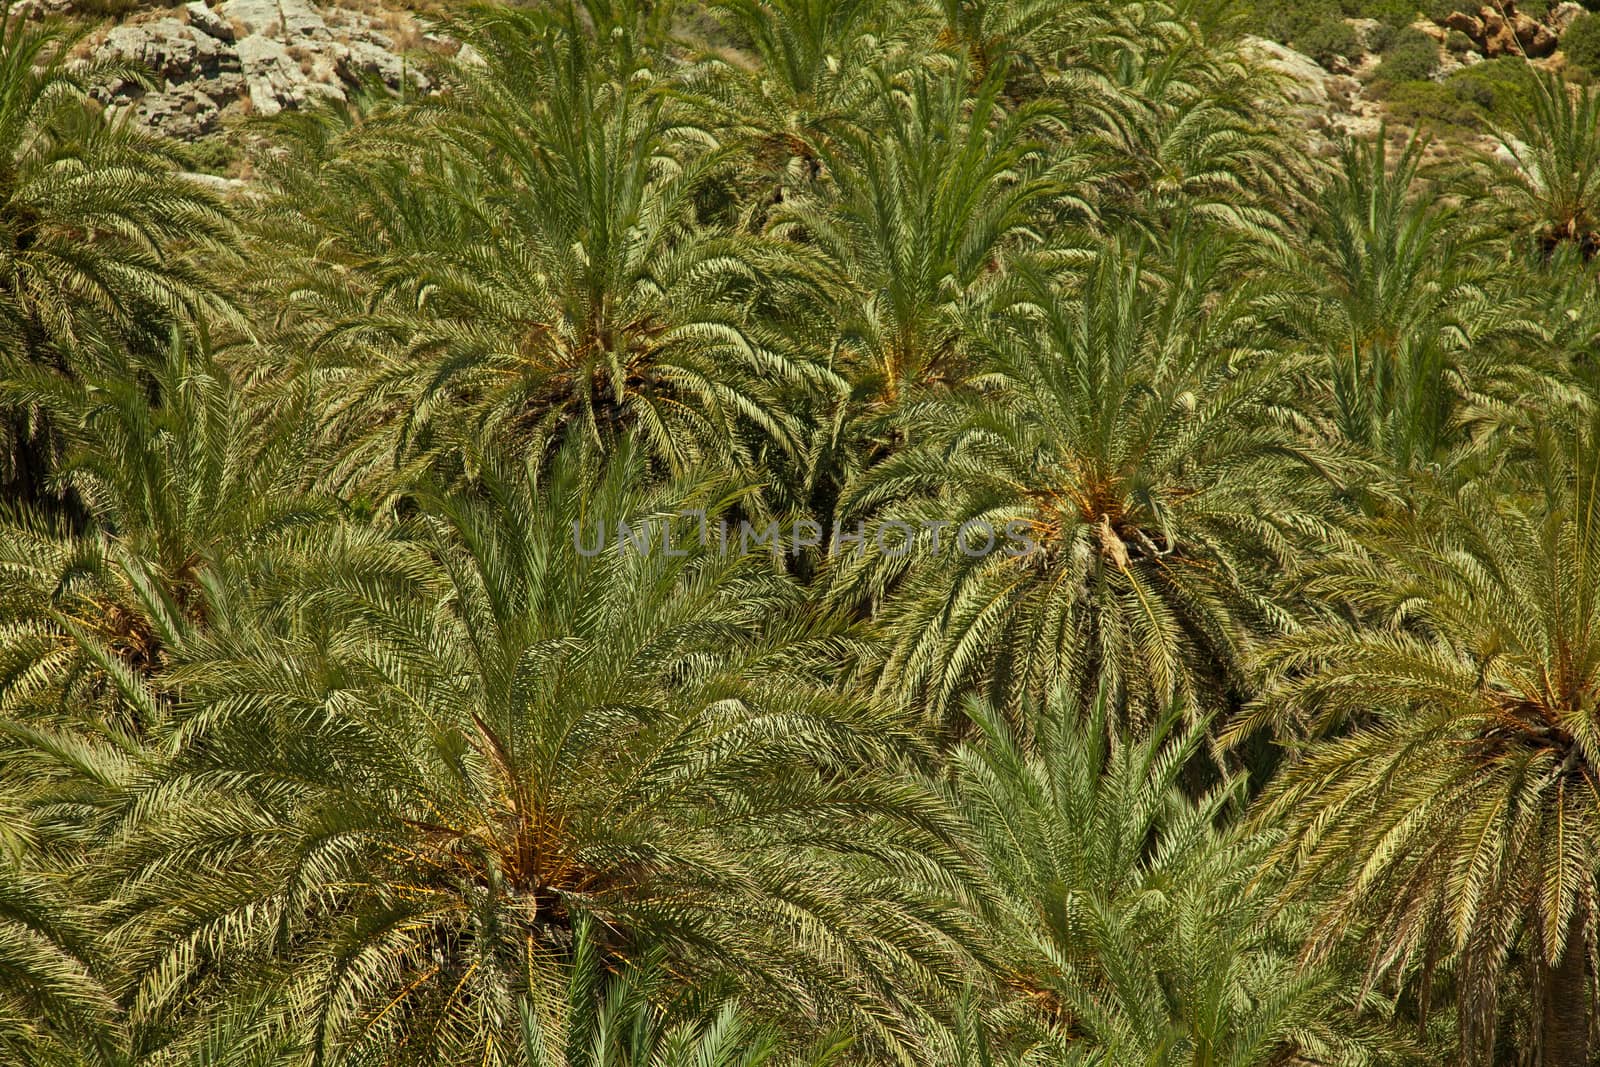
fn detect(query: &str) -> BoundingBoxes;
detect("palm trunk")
[1543,905,1590,1067]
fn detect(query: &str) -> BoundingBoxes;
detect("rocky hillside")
[20,0,448,143]
[1249,2,1600,154]
[20,0,1600,157]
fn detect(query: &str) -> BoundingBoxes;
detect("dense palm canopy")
[11,0,1600,1064]
[0,5,227,502]
[100,443,973,1064]
[949,687,1402,1065]
[1240,415,1600,1065]
[833,240,1326,732]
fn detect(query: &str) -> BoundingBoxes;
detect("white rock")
[1240,36,1330,108]
[86,0,430,139]
[185,2,234,42]
[221,0,329,39]
[1553,2,1586,37]
[338,38,401,88]
[1345,17,1383,51]
[1241,36,1383,147]
[182,171,247,195]
[1494,137,1529,171]
[144,89,223,138]
[237,33,342,116]
[103,19,232,83]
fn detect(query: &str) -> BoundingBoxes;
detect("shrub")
[1296,19,1362,67]
[73,0,142,14]
[1381,79,1485,134]
[1445,29,1473,54]
[1249,0,1345,45]
[1372,57,1540,134]
[1448,56,1538,120]
[171,135,240,177]
[1366,21,1397,53]
[1372,26,1441,84]
[1565,13,1600,73]
[1354,0,1429,27]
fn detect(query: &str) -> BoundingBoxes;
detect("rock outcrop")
[1247,1,1592,156]
[1550,2,1586,37]
[85,0,434,139]
[1241,36,1383,151]
[1436,3,1560,58]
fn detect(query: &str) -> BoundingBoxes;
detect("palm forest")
[21,0,1600,1062]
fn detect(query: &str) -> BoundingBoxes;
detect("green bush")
[1371,26,1441,84]
[1248,0,1344,46]
[170,135,240,177]
[1350,0,1428,27]
[1366,21,1397,53]
[1381,79,1484,134]
[1445,29,1472,54]
[1417,0,1459,20]
[1295,19,1362,66]
[1446,57,1538,120]
[1249,0,1438,53]
[1379,58,1539,135]
[1565,13,1600,73]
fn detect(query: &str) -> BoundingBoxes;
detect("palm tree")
[1286,136,1548,478]
[102,439,975,1065]
[1240,416,1600,1065]
[1490,70,1600,255]
[760,58,1067,531]
[902,989,1080,1066]
[771,59,1060,412]
[948,685,1397,1065]
[929,0,1077,81]
[1087,12,1298,245]
[517,915,841,1067]
[833,239,1333,733]
[0,862,119,1065]
[0,3,228,504]
[247,13,828,493]
[5,0,1597,1058]
[0,330,325,738]
[678,0,905,214]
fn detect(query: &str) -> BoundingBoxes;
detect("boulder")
[1412,19,1447,43]
[202,70,246,100]
[1444,11,1484,39]
[1241,36,1330,107]
[1514,11,1558,56]
[1241,36,1381,149]
[1479,5,1519,57]
[13,0,75,17]
[129,88,221,139]
[81,0,440,140]
[1494,136,1529,170]
[182,171,247,196]
[337,38,422,91]
[1346,17,1384,51]
[185,1,234,42]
